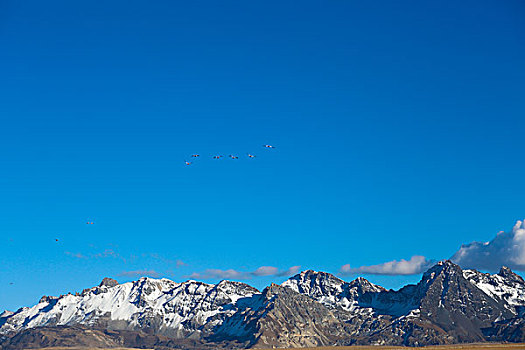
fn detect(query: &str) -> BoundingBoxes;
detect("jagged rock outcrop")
[99,277,119,288]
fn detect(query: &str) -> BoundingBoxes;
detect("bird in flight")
[182,146,273,164]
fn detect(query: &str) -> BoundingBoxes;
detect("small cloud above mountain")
[144,253,187,268]
[65,248,128,263]
[65,252,87,259]
[118,269,160,278]
[340,255,435,276]
[187,269,243,280]
[95,249,120,259]
[276,265,301,277]
[451,220,525,272]
[176,259,187,267]
[186,265,301,280]
[252,266,279,276]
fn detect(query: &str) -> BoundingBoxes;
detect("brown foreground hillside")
[260,345,525,350]
[22,344,525,350]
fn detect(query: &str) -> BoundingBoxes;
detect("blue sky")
[1,0,524,311]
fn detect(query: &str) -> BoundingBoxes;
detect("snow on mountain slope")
[0,277,259,338]
[358,260,515,322]
[0,311,13,318]
[281,270,384,312]
[464,266,525,315]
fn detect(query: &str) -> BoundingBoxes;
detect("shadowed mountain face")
[210,283,358,348]
[2,261,525,349]
[355,261,516,346]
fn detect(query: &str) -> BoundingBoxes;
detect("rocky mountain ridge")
[2,260,525,349]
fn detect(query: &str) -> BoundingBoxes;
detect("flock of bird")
[184,144,276,165]
[49,145,277,242]
[7,145,277,286]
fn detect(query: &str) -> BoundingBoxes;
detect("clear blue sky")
[1,1,524,311]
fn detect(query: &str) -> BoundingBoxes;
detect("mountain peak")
[99,277,118,287]
[38,295,58,303]
[296,269,331,278]
[281,269,383,312]
[499,266,517,278]
[421,260,461,281]
[348,276,384,293]
[217,279,249,286]
[215,279,260,295]
[351,276,373,285]
[283,270,345,289]
[436,259,458,268]
[0,310,13,318]
[417,261,514,321]
[300,269,344,280]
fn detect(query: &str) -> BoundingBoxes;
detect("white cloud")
[144,253,187,268]
[65,251,87,259]
[176,259,187,267]
[118,269,160,278]
[252,266,279,276]
[64,248,130,262]
[451,220,525,271]
[95,249,119,259]
[340,255,434,276]
[186,265,301,280]
[186,269,245,280]
[277,265,301,277]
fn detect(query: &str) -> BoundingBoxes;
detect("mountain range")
[2,260,525,349]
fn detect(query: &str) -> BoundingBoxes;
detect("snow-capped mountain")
[3,261,525,349]
[464,266,525,315]
[356,260,516,345]
[0,277,258,338]
[281,270,384,312]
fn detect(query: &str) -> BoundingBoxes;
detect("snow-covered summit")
[0,277,259,338]
[0,310,13,319]
[464,266,525,315]
[281,269,384,311]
